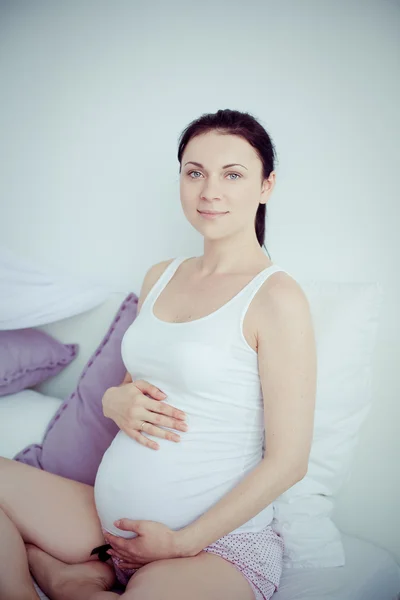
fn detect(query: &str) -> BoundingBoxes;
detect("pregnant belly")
[94,429,257,538]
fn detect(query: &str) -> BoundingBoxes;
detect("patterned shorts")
[108,525,284,600]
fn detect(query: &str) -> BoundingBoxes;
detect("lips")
[197,210,229,221]
[198,210,228,215]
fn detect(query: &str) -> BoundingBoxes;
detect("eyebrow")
[184,161,248,170]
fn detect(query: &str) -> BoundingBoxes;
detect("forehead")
[183,131,259,165]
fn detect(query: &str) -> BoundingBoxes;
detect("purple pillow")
[14,293,138,485]
[0,329,78,397]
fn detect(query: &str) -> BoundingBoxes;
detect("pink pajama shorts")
[110,525,284,600]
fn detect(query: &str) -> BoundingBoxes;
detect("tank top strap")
[236,264,291,326]
[141,256,187,313]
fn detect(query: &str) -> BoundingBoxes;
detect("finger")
[132,379,167,400]
[109,550,144,569]
[144,397,186,421]
[115,519,142,534]
[140,421,182,443]
[142,409,188,433]
[107,548,132,561]
[128,430,160,450]
[105,535,137,557]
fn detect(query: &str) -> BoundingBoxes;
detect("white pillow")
[0,389,62,459]
[271,281,383,568]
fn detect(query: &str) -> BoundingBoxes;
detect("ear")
[260,171,276,204]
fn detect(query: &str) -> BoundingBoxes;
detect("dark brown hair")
[177,109,276,255]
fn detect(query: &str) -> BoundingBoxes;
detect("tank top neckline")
[150,256,281,326]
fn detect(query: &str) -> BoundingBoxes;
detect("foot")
[26,544,116,600]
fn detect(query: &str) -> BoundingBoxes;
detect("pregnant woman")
[0,109,317,600]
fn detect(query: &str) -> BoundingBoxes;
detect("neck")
[198,236,269,276]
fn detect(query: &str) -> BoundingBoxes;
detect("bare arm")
[175,274,317,556]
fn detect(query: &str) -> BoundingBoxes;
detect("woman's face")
[179,130,274,243]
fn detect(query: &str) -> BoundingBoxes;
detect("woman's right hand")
[102,374,188,450]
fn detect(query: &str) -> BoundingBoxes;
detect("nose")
[199,177,222,202]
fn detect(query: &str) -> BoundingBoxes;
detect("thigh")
[124,551,255,600]
[0,457,104,564]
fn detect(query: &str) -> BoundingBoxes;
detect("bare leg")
[0,457,107,598]
[122,552,256,600]
[0,508,40,600]
[26,544,117,600]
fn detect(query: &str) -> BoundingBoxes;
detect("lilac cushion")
[0,329,78,397]
[14,293,138,485]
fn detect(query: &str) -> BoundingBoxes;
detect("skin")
[179,130,275,275]
[0,130,317,600]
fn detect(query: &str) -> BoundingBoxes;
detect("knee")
[0,457,32,509]
[0,456,17,465]
[0,456,13,474]
[0,457,14,505]
[0,456,24,480]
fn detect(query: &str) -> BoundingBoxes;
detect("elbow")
[287,455,309,482]
[282,459,309,485]
[263,454,309,484]
[282,465,307,490]
[293,463,308,483]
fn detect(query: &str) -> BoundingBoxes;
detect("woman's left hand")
[104,519,186,570]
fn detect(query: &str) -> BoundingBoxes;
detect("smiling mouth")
[197,210,229,221]
[197,210,228,215]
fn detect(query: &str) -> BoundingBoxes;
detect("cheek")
[180,182,197,209]
[230,191,250,211]
[179,197,197,225]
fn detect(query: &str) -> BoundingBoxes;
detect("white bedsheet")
[275,534,400,600]
[33,533,399,600]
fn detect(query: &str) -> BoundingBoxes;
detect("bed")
[1,255,399,600]
[274,534,400,600]
[1,390,398,599]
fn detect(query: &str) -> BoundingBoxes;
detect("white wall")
[1,0,399,562]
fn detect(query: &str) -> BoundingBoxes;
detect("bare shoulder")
[137,258,175,314]
[255,271,314,338]
[262,270,309,308]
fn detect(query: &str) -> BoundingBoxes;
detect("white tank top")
[94,257,290,538]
